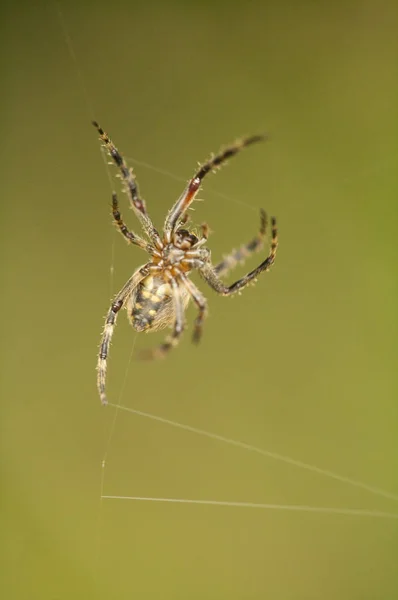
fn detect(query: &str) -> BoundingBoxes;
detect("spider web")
[56,3,398,588]
[92,134,398,521]
[99,353,398,511]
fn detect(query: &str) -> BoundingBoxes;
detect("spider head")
[173,228,199,249]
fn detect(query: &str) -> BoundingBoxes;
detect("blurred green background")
[1,0,397,598]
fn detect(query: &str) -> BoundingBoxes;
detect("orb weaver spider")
[94,121,278,405]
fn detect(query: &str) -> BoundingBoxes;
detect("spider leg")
[92,121,162,248]
[215,209,267,277]
[142,278,185,359]
[97,265,149,405]
[200,217,277,296]
[163,134,266,235]
[179,273,208,344]
[111,193,159,255]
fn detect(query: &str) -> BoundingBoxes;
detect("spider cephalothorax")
[94,121,278,405]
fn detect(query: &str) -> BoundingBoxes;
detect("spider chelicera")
[94,121,278,405]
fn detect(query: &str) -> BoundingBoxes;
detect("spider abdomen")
[127,274,189,332]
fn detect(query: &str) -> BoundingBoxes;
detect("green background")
[1,1,397,598]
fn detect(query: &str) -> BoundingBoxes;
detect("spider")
[94,121,278,405]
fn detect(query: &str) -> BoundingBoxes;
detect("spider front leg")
[200,217,278,296]
[215,209,267,277]
[97,265,149,405]
[111,193,158,254]
[163,134,266,236]
[92,121,162,248]
[180,273,208,343]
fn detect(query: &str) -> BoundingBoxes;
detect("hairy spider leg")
[111,193,158,254]
[214,209,267,277]
[92,121,163,248]
[200,217,278,296]
[164,134,267,235]
[97,265,149,405]
[179,273,208,343]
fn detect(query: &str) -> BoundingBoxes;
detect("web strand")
[96,337,137,572]
[107,402,398,503]
[100,496,398,520]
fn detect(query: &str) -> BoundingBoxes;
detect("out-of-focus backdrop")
[1,1,397,598]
